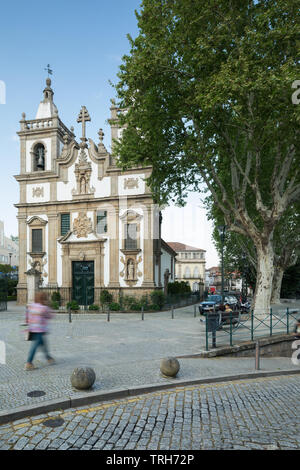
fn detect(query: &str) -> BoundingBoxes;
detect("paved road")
[0,375,299,450]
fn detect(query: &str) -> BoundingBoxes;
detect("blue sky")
[0,0,218,266]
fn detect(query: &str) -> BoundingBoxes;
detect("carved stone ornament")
[58,137,79,163]
[29,257,48,279]
[73,212,93,238]
[32,187,44,198]
[124,177,139,190]
[72,151,95,197]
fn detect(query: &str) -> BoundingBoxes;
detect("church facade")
[15,79,175,305]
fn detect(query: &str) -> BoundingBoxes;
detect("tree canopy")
[114,0,300,312]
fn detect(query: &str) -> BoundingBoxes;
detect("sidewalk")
[0,301,299,422]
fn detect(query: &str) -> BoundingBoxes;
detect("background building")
[167,242,206,292]
[0,220,19,267]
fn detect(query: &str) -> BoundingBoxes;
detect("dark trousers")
[27,333,51,363]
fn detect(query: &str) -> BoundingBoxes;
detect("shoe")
[47,357,55,365]
[24,363,35,371]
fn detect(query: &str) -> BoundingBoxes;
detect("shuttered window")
[32,229,43,252]
[125,223,137,250]
[96,211,107,234]
[61,213,70,236]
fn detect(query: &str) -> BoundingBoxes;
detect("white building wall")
[26,182,50,204]
[118,174,145,196]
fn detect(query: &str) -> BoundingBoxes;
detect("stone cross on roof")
[77,106,91,147]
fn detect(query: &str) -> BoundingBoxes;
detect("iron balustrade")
[205,308,300,351]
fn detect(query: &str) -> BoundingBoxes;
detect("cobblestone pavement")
[0,303,299,413]
[0,375,299,450]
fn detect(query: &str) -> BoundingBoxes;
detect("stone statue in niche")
[127,259,135,280]
[80,177,86,194]
[164,268,170,295]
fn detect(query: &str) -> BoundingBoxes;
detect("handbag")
[25,330,33,341]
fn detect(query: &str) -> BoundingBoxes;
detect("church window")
[96,211,107,234]
[125,223,137,250]
[31,229,43,252]
[33,143,45,171]
[61,213,70,236]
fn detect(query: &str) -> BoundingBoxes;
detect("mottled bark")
[252,241,274,314]
[270,267,284,305]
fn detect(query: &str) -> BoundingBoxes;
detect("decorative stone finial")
[77,106,91,149]
[21,112,26,120]
[46,77,51,87]
[98,128,104,144]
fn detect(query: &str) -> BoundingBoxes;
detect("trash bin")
[207,312,221,348]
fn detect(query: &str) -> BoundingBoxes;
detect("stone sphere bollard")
[71,366,96,390]
[160,357,180,378]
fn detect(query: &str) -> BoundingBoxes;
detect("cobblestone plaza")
[0,303,300,450]
[0,375,299,450]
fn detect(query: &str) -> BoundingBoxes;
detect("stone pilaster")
[107,206,120,287]
[142,204,156,288]
[47,213,58,287]
[17,214,27,287]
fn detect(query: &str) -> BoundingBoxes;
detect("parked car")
[199,294,222,314]
[199,294,238,314]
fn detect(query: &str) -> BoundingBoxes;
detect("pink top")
[26,303,54,333]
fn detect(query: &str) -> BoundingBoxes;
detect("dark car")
[199,295,222,314]
[199,294,238,315]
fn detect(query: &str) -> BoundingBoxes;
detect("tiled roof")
[167,242,205,253]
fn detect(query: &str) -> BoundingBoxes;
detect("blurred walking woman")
[25,292,55,371]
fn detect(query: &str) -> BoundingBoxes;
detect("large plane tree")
[114,0,300,313]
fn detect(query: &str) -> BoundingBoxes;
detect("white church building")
[15,78,176,305]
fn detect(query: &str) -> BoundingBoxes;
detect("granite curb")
[1,368,300,426]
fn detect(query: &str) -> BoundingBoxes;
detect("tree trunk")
[252,241,274,315]
[270,267,284,305]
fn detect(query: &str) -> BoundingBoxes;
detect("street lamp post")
[241,252,247,301]
[9,253,12,267]
[217,226,227,304]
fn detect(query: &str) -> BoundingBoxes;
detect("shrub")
[67,300,79,311]
[167,281,191,294]
[122,295,136,310]
[100,290,113,309]
[139,295,150,309]
[51,301,59,310]
[150,290,165,309]
[88,304,100,311]
[149,303,160,311]
[129,302,142,311]
[51,291,61,303]
[7,279,17,297]
[109,302,120,311]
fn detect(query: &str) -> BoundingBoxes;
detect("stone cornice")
[14,172,59,182]
[14,193,153,208]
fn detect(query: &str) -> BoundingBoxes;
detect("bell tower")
[16,77,74,179]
